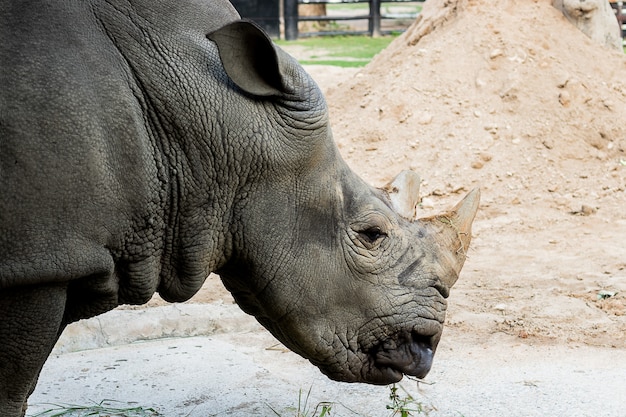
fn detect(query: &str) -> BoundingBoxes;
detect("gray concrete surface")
[28,304,626,417]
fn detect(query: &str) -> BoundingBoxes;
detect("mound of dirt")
[325,0,626,348]
[328,0,626,206]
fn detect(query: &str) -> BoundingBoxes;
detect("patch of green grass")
[386,384,426,416]
[29,400,160,417]
[268,387,333,417]
[298,59,369,67]
[268,384,427,417]
[276,35,398,67]
[278,35,396,59]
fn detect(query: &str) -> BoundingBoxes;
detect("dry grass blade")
[29,399,160,417]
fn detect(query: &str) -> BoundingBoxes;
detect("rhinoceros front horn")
[382,171,480,288]
[425,188,481,288]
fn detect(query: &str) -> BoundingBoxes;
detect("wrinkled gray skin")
[0,1,479,416]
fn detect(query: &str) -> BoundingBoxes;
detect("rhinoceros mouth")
[312,326,440,385]
[306,327,440,385]
[371,331,435,381]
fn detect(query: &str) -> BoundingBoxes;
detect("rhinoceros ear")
[207,20,288,97]
[382,170,421,220]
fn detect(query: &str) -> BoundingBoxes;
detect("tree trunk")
[298,3,328,32]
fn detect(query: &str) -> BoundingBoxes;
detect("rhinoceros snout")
[373,332,435,380]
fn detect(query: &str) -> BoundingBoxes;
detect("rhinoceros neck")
[87,0,241,302]
[150,141,234,303]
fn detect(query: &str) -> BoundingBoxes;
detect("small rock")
[489,48,504,59]
[494,303,507,312]
[558,91,571,107]
[471,160,484,169]
[484,123,498,132]
[570,205,597,216]
[580,205,597,215]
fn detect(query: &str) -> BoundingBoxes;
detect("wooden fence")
[284,0,423,40]
[279,0,625,42]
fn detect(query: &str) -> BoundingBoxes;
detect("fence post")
[369,0,381,37]
[284,0,299,40]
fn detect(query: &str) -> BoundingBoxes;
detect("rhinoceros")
[0,0,479,415]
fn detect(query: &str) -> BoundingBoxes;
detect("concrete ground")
[28,304,626,417]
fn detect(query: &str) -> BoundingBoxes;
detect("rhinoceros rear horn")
[382,170,421,220]
[422,188,480,288]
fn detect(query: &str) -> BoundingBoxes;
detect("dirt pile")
[328,0,626,209]
[326,0,626,347]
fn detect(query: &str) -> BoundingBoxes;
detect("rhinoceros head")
[209,21,479,384]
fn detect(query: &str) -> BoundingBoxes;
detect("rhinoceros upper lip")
[372,332,435,380]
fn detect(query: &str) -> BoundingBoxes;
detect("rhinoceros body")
[0,1,479,415]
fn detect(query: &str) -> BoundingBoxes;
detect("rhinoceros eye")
[358,227,386,245]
